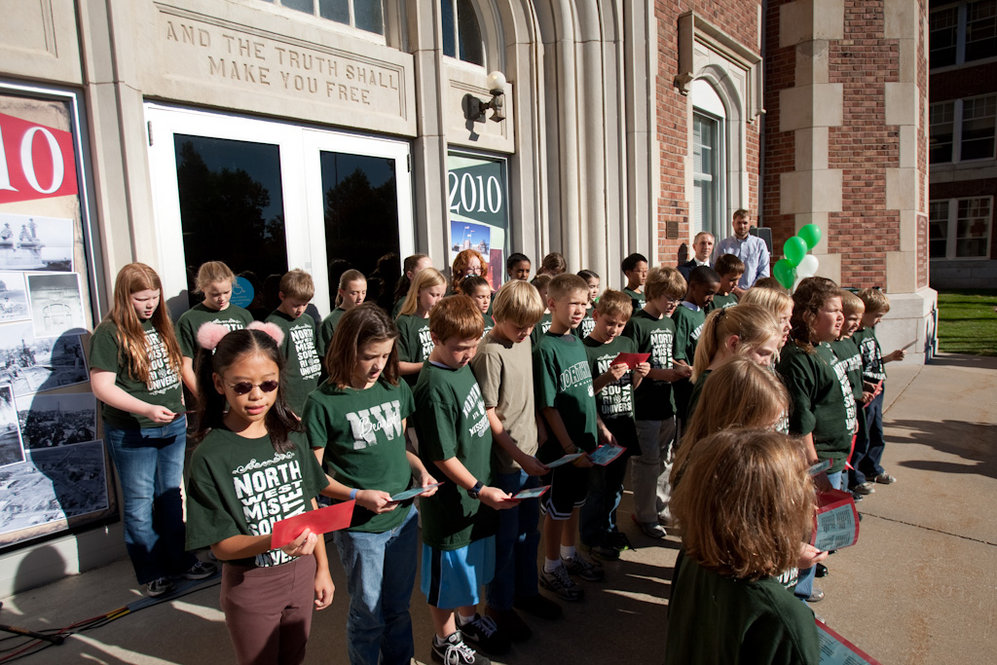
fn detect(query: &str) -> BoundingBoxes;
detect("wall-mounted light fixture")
[469,70,507,122]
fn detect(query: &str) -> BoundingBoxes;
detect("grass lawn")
[937,290,997,356]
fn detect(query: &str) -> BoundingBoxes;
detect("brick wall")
[762,0,796,262]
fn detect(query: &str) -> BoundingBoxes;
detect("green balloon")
[798,224,822,250]
[783,236,808,267]
[773,259,796,290]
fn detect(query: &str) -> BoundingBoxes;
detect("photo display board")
[0,88,112,551]
[446,151,509,291]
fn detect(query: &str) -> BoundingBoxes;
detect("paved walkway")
[1,354,994,664]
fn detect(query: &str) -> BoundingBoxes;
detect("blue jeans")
[104,417,194,584]
[852,391,886,485]
[333,508,418,665]
[795,469,844,601]
[485,470,541,611]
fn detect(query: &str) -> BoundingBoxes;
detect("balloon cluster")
[773,224,821,290]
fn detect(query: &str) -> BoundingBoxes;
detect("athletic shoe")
[815,563,829,578]
[539,564,584,601]
[432,632,489,665]
[631,514,667,539]
[457,614,510,655]
[584,541,620,561]
[183,560,217,580]
[872,472,897,485]
[562,554,604,581]
[608,530,635,552]
[513,593,563,620]
[851,482,875,495]
[145,577,174,597]
[485,606,532,642]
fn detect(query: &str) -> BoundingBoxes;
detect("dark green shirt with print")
[777,341,852,472]
[852,327,886,384]
[831,338,864,399]
[583,335,637,420]
[623,288,645,314]
[533,332,598,454]
[671,302,707,363]
[574,307,596,339]
[175,303,253,359]
[414,361,494,550]
[623,310,677,419]
[317,307,347,358]
[529,312,553,347]
[185,429,329,567]
[395,314,434,386]
[303,379,415,533]
[706,293,738,313]
[265,310,321,415]
[89,319,184,429]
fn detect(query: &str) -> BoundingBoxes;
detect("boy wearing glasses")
[622,267,691,539]
[266,269,322,415]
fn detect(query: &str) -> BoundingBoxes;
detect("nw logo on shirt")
[345,400,404,449]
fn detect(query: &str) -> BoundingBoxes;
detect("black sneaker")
[183,560,217,580]
[513,593,563,620]
[485,607,532,642]
[584,541,620,562]
[432,632,489,665]
[608,530,635,552]
[539,564,584,601]
[562,554,604,581]
[457,614,510,655]
[145,577,174,597]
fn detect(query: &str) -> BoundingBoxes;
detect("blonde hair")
[335,269,366,307]
[491,280,544,326]
[691,305,781,380]
[429,295,484,342]
[839,289,865,317]
[398,268,447,316]
[547,273,588,303]
[739,285,793,318]
[670,428,813,581]
[594,289,633,319]
[857,287,890,315]
[194,261,235,293]
[279,269,315,301]
[107,263,183,385]
[644,266,687,301]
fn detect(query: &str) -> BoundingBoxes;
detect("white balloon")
[797,254,819,278]
[792,275,805,292]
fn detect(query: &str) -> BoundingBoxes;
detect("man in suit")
[678,231,714,281]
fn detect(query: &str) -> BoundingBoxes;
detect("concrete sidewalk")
[1,354,994,664]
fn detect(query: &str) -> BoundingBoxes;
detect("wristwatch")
[467,481,484,499]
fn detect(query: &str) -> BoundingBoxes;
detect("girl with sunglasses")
[186,323,334,665]
[302,303,439,665]
[89,263,213,597]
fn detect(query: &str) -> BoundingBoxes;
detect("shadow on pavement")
[891,418,997,480]
[927,353,997,369]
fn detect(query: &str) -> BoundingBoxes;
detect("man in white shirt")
[713,209,770,296]
[678,232,713,280]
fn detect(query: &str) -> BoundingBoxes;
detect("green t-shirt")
[583,335,637,420]
[175,303,253,359]
[665,554,819,665]
[706,293,739,312]
[302,378,415,533]
[623,310,676,419]
[89,319,184,429]
[777,341,852,472]
[395,313,433,386]
[831,338,864,399]
[687,368,712,420]
[265,310,321,415]
[317,307,347,358]
[470,331,538,474]
[533,332,598,454]
[574,307,596,339]
[529,312,553,347]
[623,287,645,313]
[671,302,707,363]
[185,429,329,567]
[481,312,495,337]
[852,327,886,384]
[413,361,494,550]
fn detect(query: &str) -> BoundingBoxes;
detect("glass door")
[145,104,413,318]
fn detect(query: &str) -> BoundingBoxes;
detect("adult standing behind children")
[265,269,322,415]
[714,210,770,295]
[678,232,714,281]
[175,261,254,396]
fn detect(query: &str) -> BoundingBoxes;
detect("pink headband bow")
[196,321,285,351]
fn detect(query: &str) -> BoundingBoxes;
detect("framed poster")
[446,151,509,291]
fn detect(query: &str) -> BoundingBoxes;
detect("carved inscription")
[161,16,402,112]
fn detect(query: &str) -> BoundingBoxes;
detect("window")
[441,0,483,66]
[691,79,726,239]
[929,197,993,259]
[930,0,997,68]
[261,0,384,35]
[930,95,996,163]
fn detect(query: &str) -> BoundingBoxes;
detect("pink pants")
[221,555,317,665]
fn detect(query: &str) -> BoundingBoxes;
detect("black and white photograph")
[0,213,74,273]
[0,272,29,323]
[0,440,110,545]
[27,272,86,338]
[0,384,25,467]
[0,322,89,394]
[15,391,97,450]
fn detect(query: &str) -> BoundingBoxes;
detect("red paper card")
[270,500,355,549]
[811,489,859,551]
[610,352,650,369]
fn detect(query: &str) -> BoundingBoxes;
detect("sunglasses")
[228,380,279,395]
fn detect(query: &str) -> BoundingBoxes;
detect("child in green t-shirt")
[622,266,691,539]
[533,274,602,602]
[396,267,448,385]
[317,269,367,361]
[672,266,720,427]
[832,290,867,497]
[469,280,560,640]
[414,295,516,665]
[303,304,439,665]
[175,261,254,397]
[581,290,649,560]
[620,252,648,312]
[575,269,600,338]
[707,254,743,312]
[264,269,322,416]
[528,274,553,347]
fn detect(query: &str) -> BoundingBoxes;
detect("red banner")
[0,112,78,205]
